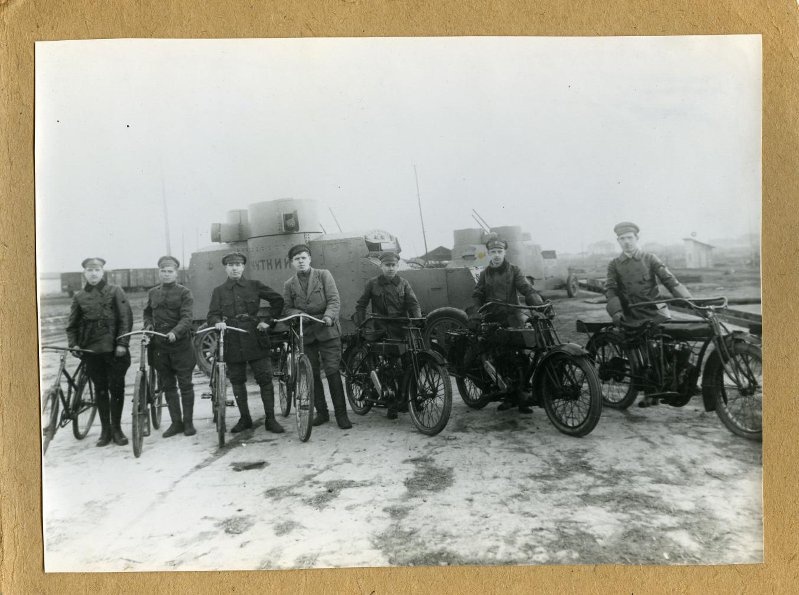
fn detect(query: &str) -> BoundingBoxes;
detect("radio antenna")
[414,165,430,263]
[471,213,489,232]
[472,209,491,231]
[328,207,343,233]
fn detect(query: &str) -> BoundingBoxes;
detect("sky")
[35,36,761,272]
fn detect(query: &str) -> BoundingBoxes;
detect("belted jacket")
[472,261,541,310]
[66,279,133,353]
[207,276,284,363]
[605,249,681,321]
[282,268,341,343]
[143,282,194,352]
[354,275,422,324]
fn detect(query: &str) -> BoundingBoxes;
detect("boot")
[517,389,533,414]
[312,375,330,426]
[162,390,184,438]
[230,384,253,433]
[95,390,113,447]
[327,373,352,429]
[182,391,196,436]
[260,382,284,434]
[110,393,128,446]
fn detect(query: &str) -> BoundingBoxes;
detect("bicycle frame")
[41,346,94,426]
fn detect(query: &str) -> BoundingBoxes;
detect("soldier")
[354,251,422,420]
[143,256,197,437]
[471,234,544,328]
[282,244,352,429]
[207,251,285,433]
[471,234,543,413]
[605,221,693,407]
[66,257,133,446]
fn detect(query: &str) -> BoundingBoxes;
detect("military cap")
[484,234,508,250]
[222,251,247,265]
[378,251,399,264]
[157,255,180,269]
[288,244,311,260]
[81,257,106,268]
[613,221,640,236]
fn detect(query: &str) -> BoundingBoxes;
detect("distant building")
[38,272,62,295]
[683,238,715,268]
[418,246,452,267]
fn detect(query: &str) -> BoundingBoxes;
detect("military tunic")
[65,278,133,425]
[207,277,284,364]
[605,249,680,322]
[143,282,196,390]
[355,274,422,339]
[282,267,342,376]
[472,261,542,327]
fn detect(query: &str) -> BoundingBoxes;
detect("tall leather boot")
[182,390,196,436]
[110,393,129,446]
[312,374,330,426]
[260,382,285,434]
[230,384,253,433]
[162,389,184,437]
[95,389,113,447]
[327,373,352,429]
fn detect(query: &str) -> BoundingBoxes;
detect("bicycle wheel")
[70,366,97,440]
[704,341,762,441]
[344,346,373,415]
[294,354,314,442]
[539,353,603,437]
[277,348,292,417]
[215,362,227,447]
[586,331,638,409]
[149,366,163,429]
[42,387,61,455]
[131,370,147,458]
[406,357,453,436]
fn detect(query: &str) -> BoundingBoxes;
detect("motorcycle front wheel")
[539,353,603,437]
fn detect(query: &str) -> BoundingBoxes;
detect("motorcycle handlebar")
[628,297,728,311]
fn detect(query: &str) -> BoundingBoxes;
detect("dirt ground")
[39,289,762,571]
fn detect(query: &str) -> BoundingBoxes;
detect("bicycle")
[40,345,97,454]
[272,313,322,442]
[580,296,763,441]
[117,330,168,457]
[195,324,248,447]
[342,316,453,436]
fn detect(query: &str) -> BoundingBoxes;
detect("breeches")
[304,337,342,378]
[152,346,196,393]
[84,351,131,398]
[228,357,272,387]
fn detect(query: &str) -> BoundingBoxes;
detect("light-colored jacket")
[282,268,341,342]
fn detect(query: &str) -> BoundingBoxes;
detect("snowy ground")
[39,291,762,572]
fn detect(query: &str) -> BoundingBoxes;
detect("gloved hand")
[612,312,624,327]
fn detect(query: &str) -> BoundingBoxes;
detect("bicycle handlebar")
[628,297,728,311]
[355,315,425,330]
[117,330,170,340]
[195,325,249,335]
[42,345,95,354]
[274,313,327,325]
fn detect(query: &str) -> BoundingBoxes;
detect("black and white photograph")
[35,35,763,572]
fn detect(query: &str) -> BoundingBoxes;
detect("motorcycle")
[579,296,762,441]
[443,301,603,437]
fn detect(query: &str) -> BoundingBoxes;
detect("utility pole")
[414,165,430,263]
